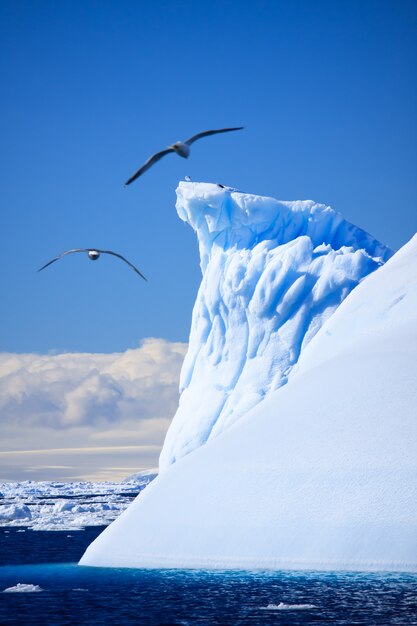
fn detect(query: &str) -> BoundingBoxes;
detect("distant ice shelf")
[0,472,156,531]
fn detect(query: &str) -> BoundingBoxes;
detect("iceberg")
[80,183,417,571]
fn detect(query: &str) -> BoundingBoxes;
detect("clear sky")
[0,0,416,480]
[1,0,416,354]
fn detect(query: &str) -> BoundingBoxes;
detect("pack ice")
[81,183,417,571]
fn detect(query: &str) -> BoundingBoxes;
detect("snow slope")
[80,189,416,571]
[160,183,392,469]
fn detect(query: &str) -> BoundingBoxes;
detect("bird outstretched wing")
[125,147,175,186]
[38,249,88,272]
[100,250,147,281]
[184,127,244,146]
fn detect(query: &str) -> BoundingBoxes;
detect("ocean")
[0,527,416,625]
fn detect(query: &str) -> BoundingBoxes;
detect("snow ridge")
[160,182,392,469]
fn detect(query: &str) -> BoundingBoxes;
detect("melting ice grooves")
[159,182,392,470]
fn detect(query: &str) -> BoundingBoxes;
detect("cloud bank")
[0,338,187,481]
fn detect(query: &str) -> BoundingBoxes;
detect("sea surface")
[0,527,416,625]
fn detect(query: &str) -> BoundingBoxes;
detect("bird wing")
[125,147,175,186]
[99,250,147,281]
[38,249,88,272]
[184,127,244,146]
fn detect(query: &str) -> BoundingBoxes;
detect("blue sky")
[0,0,416,354]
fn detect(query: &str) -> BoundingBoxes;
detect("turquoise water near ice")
[1,528,416,625]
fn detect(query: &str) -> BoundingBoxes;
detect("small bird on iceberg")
[38,249,147,280]
[125,127,244,185]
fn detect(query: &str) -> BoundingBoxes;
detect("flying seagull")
[125,127,244,186]
[38,249,147,280]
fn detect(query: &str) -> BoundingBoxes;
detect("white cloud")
[0,338,186,428]
[0,338,187,481]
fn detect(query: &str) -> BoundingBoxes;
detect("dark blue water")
[0,526,106,566]
[1,528,416,625]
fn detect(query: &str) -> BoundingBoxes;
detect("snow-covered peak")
[159,183,393,470]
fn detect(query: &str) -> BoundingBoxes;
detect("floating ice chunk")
[262,602,317,610]
[0,503,32,522]
[52,500,75,514]
[3,584,43,593]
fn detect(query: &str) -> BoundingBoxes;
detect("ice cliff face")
[160,182,392,470]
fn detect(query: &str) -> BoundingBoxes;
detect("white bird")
[38,248,147,280]
[125,127,244,186]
